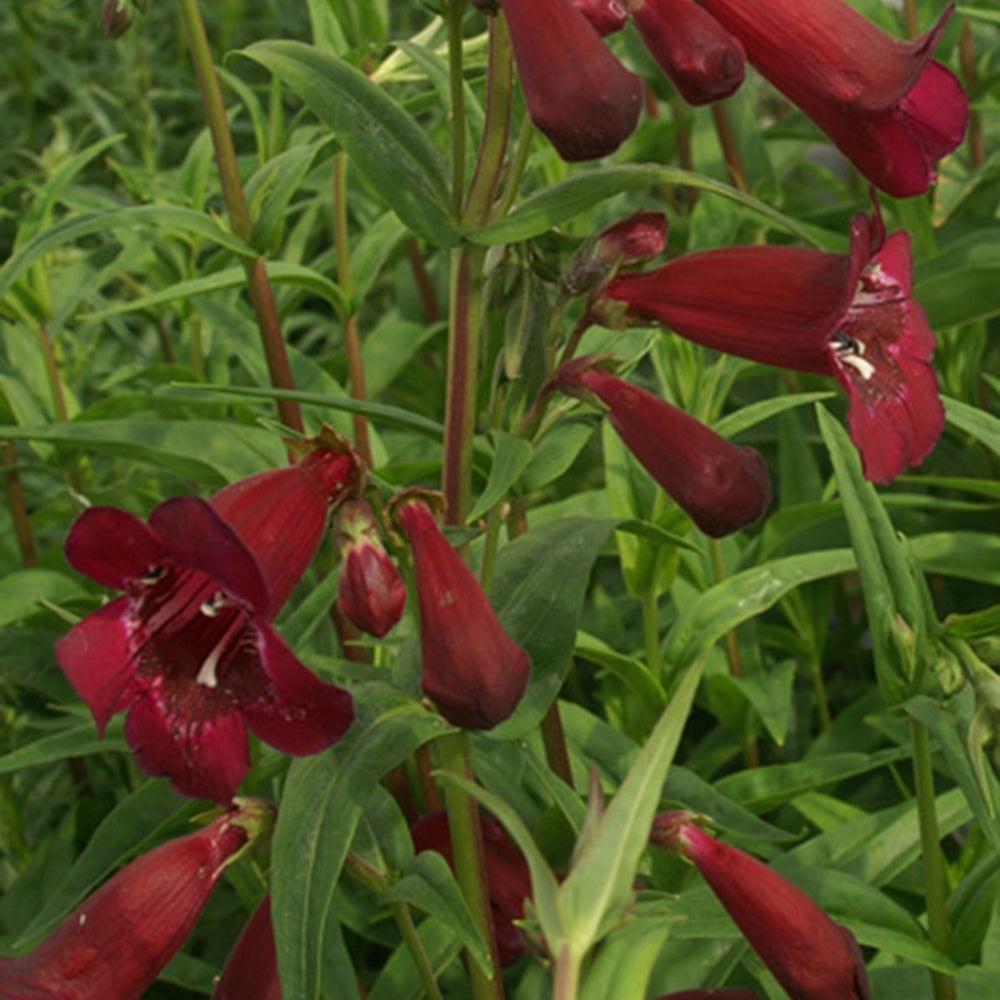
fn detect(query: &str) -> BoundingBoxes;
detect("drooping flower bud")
[502,0,643,161]
[651,812,871,1000]
[552,358,770,537]
[412,811,533,965]
[334,498,407,638]
[628,0,746,105]
[213,895,282,1000]
[388,490,530,730]
[102,0,133,38]
[570,0,629,36]
[0,798,274,1000]
[563,211,669,297]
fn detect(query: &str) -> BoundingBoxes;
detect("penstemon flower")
[552,357,771,537]
[0,798,274,1000]
[389,490,530,730]
[652,812,871,1000]
[213,895,282,1000]
[602,206,943,484]
[693,0,968,196]
[501,0,643,161]
[55,429,361,802]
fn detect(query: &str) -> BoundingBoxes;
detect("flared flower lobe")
[652,812,871,1000]
[502,0,643,161]
[553,359,770,537]
[390,492,530,730]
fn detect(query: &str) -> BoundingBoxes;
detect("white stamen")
[196,645,223,688]
[78,913,88,928]
[841,353,876,381]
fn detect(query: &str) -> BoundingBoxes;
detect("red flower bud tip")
[651,812,871,1000]
[570,0,629,36]
[56,434,357,802]
[213,896,282,1000]
[553,358,770,537]
[389,491,530,730]
[334,498,407,638]
[412,811,533,965]
[694,0,967,197]
[653,991,762,1000]
[564,211,670,297]
[0,798,273,1000]
[629,0,746,105]
[502,0,643,161]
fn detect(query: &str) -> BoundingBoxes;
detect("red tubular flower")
[0,798,273,1000]
[213,896,282,1000]
[334,498,407,638]
[628,0,746,105]
[694,0,967,196]
[55,430,361,802]
[502,0,643,161]
[389,491,530,730]
[552,358,770,537]
[570,0,629,36]
[604,208,943,484]
[651,812,871,1000]
[412,811,533,965]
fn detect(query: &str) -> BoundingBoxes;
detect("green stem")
[552,944,582,1000]
[808,653,833,731]
[445,0,468,216]
[710,102,748,193]
[437,731,505,1000]
[346,852,445,1000]
[2,441,37,568]
[910,718,956,1000]
[176,0,303,435]
[642,587,662,681]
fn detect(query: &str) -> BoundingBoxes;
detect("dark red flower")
[213,896,282,1000]
[570,0,629,36]
[412,811,533,965]
[0,798,273,1000]
[102,0,133,38]
[502,0,643,161]
[629,0,746,105]
[389,491,530,730]
[694,0,967,196]
[55,431,361,802]
[564,211,669,296]
[652,812,871,1000]
[552,358,770,537]
[334,498,407,638]
[604,208,943,484]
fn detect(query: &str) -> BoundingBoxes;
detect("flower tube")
[552,357,770,537]
[502,0,643,161]
[652,812,871,1000]
[694,0,967,196]
[603,208,943,484]
[389,490,530,730]
[55,430,361,802]
[0,798,273,1000]
[628,0,745,105]
[213,896,282,1000]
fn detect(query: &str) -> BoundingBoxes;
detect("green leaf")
[241,41,459,247]
[914,231,1000,327]
[272,690,451,1000]
[0,570,86,627]
[0,206,254,305]
[490,518,617,738]
[663,548,857,673]
[579,916,672,1000]
[467,165,820,246]
[817,406,927,706]
[467,432,533,522]
[944,394,1000,458]
[556,660,703,956]
[381,851,491,975]
[575,632,667,717]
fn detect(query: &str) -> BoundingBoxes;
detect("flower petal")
[64,507,170,589]
[124,687,251,802]
[54,596,139,734]
[239,623,355,756]
[149,497,270,616]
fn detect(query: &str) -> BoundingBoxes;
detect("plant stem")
[552,944,581,1000]
[710,102,748,192]
[959,19,985,168]
[176,0,303,435]
[910,717,957,1000]
[345,852,445,1000]
[437,731,505,1000]
[642,587,662,681]
[333,152,372,465]
[2,441,37,568]
[903,0,919,37]
[445,0,468,216]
